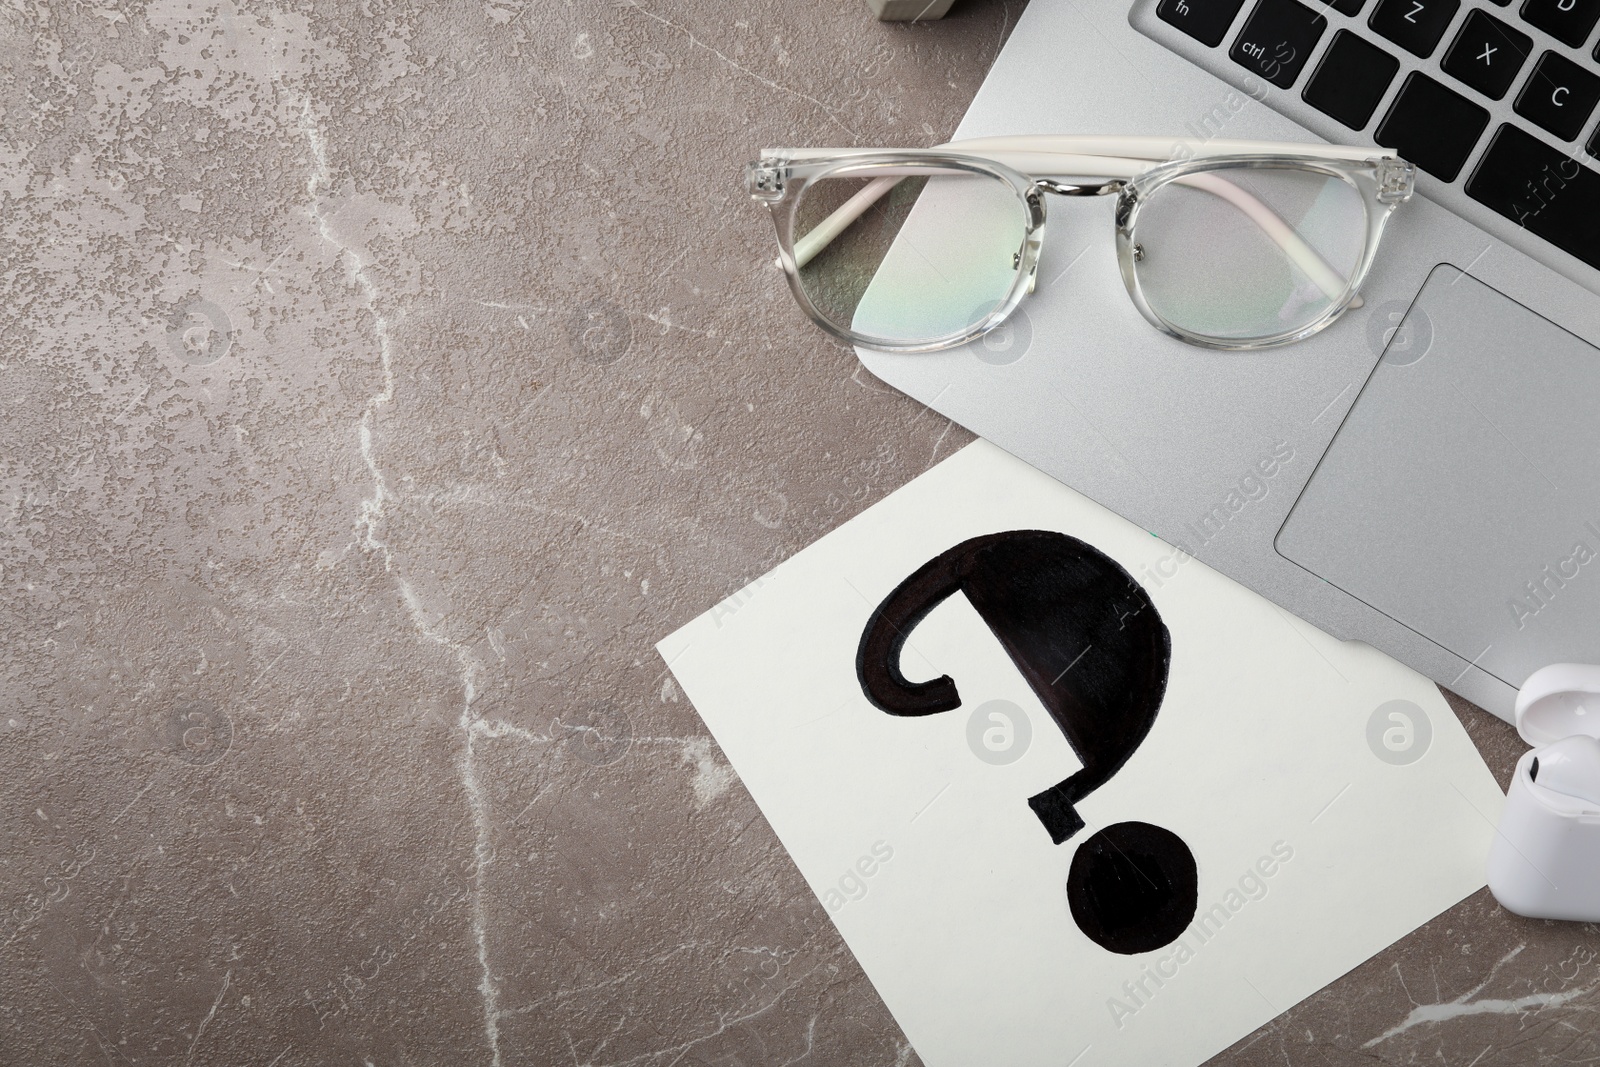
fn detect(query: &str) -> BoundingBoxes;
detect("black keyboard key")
[1441,9,1532,99]
[1375,71,1490,179]
[1520,0,1600,48]
[1590,125,1600,159]
[1369,0,1461,56]
[1515,51,1600,139]
[1303,30,1401,127]
[1325,0,1366,14]
[1466,124,1600,270]
[1159,0,1249,46]
[1230,0,1327,87]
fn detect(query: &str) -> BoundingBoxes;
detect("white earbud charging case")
[1487,664,1600,921]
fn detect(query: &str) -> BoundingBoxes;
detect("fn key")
[1158,0,1249,47]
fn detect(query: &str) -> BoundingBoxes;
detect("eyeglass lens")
[1128,166,1367,344]
[792,169,1029,347]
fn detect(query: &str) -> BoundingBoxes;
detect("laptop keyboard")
[1151,0,1600,272]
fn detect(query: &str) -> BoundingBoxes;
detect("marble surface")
[2,1,1598,1064]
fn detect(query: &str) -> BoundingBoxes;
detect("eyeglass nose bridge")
[1023,179,1127,293]
[1032,177,1126,198]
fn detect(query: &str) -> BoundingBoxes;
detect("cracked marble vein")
[299,89,502,1067]
[1366,944,1600,1047]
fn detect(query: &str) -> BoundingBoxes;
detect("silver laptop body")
[858,0,1600,722]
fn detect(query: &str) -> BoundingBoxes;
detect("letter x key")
[1440,9,1530,100]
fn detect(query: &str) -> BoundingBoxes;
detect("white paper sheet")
[658,441,1503,1067]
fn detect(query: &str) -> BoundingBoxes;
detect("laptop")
[856,0,1600,723]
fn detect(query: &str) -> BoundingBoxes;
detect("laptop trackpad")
[1277,265,1600,690]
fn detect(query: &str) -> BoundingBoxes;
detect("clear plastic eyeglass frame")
[744,135,1416,353]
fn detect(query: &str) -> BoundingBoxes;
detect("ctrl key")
[1465,125,1600,272]
[1229,0,1327,89]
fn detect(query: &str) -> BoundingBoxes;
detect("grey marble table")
[2,1,1595,1064]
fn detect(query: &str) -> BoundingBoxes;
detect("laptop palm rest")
[1277,265,1600,691]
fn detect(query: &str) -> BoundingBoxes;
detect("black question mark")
[856,530,1197,955]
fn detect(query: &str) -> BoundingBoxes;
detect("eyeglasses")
[744,136,1415,353]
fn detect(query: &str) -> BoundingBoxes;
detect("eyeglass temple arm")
[783,134,1384,165]
[788,139,1376,304]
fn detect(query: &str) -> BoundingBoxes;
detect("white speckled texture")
[1,2,1596,1064]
